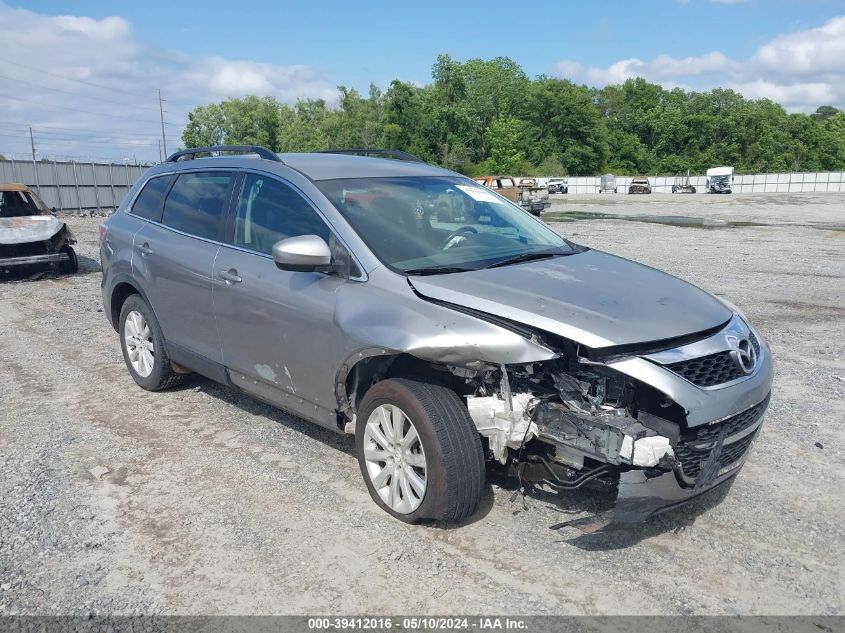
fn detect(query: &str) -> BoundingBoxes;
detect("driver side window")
[233,174,330,255]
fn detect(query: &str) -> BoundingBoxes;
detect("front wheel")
[356,378,485,524]
[58,245,78,274]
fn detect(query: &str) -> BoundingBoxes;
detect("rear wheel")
[356,378,485,524]
[118,294,182,391]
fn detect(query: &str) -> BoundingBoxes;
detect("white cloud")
[0,2,337,161]
[753,16,845,75]
[555,15,845,112]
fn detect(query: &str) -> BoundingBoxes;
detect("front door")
[213,172,348,427]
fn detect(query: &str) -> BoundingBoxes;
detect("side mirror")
[271,235,333,272]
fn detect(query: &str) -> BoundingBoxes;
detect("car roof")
[279,153,456,181]
[151,152,457,182]
[0,183,32,192]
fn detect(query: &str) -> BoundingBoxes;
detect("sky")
[1,0,844,162]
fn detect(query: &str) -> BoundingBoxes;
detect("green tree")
[182,103,226,148]
[525,78,608,175]
[487,116,528,174]
[811,105,841,121]
[182,54,845,176]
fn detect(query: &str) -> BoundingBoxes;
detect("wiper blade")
[404,266,475,276]
[484,251,564,269]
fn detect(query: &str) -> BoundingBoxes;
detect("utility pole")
[29,127,36,161]
[158,88,168,158]
[157,139,162,163]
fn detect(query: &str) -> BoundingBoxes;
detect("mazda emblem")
[732,337,757,375]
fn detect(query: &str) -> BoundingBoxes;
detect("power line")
[0,92,175,126]
[0,135,158,150]
[0,127,159,143]
[2,119,141,134]
[0,130,157,146]
[1,120,177,140]
[0,58,153,100]
[0,72,160,112]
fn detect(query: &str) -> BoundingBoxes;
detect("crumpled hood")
[408,250,732,349]
[0,215,64,245]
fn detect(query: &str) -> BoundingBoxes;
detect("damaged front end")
[0,215,76,270]
[453,326,771,531]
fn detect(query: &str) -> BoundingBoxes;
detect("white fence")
[0,158,153,213]
[542,172,845,194]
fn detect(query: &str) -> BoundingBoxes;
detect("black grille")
[0,241,51,259]
[675,394,770,480]
[667,350,744,387]
[749,331,761,355]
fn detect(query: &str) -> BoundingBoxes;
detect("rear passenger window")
[232,174,330,255]
[161,172,233,240]
[131,175,173,221]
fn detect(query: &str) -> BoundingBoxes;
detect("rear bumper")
[0,252,69,267]
[522,201,551,213]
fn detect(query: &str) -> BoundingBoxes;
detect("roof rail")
[166,145,282,163]
[319,148,425,163]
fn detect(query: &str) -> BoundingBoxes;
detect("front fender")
[334,281,556,368]
[332,275,557,411]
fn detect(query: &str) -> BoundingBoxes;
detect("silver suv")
[100,146,772,529]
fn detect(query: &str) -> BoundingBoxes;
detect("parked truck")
[706,167,734,194]
[474,176,550,216]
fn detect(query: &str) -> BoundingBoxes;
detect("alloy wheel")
[123,310,154,378]
[362,404,427,514]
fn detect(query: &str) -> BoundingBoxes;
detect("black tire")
[118,294,183,391]
[58,245,78,274]
[355,378,485,524]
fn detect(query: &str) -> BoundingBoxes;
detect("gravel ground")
[0,192,843,616]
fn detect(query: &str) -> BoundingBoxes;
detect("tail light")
[98,223,107,247]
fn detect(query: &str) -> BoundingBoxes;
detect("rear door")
[131,170,235,365]
[213,171,348,426]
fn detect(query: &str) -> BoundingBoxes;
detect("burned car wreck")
[0,183,78,274]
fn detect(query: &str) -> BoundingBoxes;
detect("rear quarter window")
[130,175,174,221]
[161,172,234,241]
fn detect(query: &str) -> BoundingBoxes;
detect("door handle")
[218,268,242,284]
[136,242,153,256]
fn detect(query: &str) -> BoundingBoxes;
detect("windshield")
[0,190,43,218]
[317,176,579,274]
